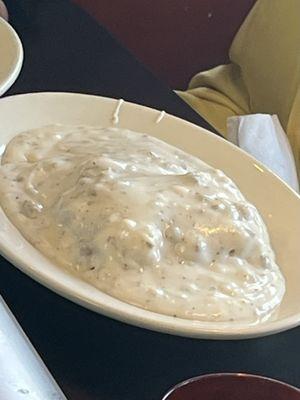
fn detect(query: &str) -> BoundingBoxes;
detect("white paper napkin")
[0,296,67,400]
[227,114,299,193]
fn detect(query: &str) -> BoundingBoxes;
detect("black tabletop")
[1,1,300,400]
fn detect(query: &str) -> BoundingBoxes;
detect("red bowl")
[163,373,300,400]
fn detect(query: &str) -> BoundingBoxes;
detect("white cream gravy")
[0,125,285,323]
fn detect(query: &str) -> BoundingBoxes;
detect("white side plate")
[0,92,299,340]
[0,18,23,96]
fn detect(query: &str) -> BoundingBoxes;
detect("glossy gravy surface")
[0,125,285,323]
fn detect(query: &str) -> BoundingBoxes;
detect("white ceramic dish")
[0,92,299,340]
[0,18,23,96]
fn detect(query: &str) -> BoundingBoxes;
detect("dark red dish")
[163,373,300,400]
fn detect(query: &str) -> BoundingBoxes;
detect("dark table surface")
[1,1,300,399]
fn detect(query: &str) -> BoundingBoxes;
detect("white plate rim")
[0,91,299,340]
[0,18,23,96]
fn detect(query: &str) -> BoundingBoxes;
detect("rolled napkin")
[0,296,67,400]
[227,114,299,193]
[0,1,8,20]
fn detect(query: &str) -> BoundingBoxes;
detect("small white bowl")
[0,92,299,340]
[0,18,23,96]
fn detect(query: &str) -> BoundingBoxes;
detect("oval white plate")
[0,18,23,96]
[0,92,299,340]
